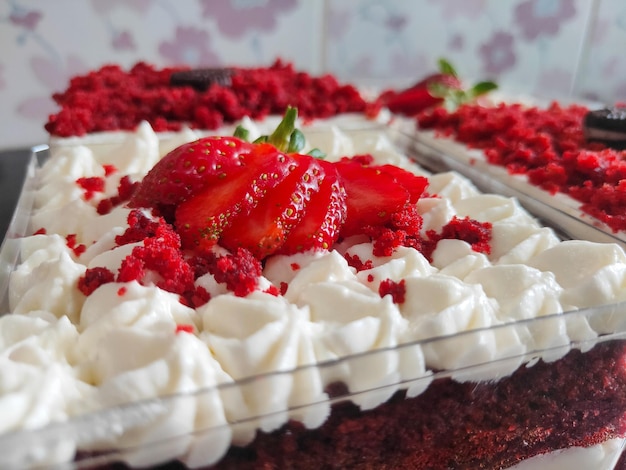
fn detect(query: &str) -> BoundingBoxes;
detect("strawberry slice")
[174,145,292,252]
[334,160,410,238]
[220,155,324,258]
[129,136,252,209]
[280,160,347,254]
[376,164,429,204]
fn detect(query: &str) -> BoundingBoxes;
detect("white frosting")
[2,119,626,468]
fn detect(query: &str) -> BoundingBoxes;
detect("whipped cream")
[1,119,625,468]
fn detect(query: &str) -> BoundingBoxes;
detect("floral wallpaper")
[0,0,624,150]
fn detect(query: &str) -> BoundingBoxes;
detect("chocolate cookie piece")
[169,68,234,91]
[583,106,626,149]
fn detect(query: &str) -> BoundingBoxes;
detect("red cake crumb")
[45,60,368,137]
[97,176,140,215]
[378,278,406,304]
[264,285,280,296]
[102,164,117,177]
[344,253,374,272]
[114,210,165,246]
[117,286,127,296]
[33,228,47,235]
[76,176,105,200]
[209,248,262,297]
[279,282,289,296]
[175,324,195,334]
[65,234,86,257]
[422,216,492,261]
[78,267,115,296]
[417,102,626,232]
[290,263,301,271]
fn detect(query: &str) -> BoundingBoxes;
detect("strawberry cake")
[1,63,626,469]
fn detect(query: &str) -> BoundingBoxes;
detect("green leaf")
[287,129,306,153]
[253,135,268,144]
[470,81,498,97]
[307,148,326,159]
[438,58,458,77]
[233,125,250,141]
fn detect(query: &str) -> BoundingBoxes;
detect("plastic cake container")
[1,135,626,469]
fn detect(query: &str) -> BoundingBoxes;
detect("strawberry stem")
[267,106,299,152]
[232,106,326,157]
[233,125,250,141]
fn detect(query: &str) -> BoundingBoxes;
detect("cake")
[2,62,626,469]
[413,98,626,247]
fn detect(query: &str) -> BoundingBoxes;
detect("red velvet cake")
[414,100,626,245]
[1,62,626,470]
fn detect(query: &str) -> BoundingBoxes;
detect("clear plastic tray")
[408,130,626,249]
[2,145,626,469]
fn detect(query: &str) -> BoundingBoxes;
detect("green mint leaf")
[471,81,498,97]
[438,58,458,77]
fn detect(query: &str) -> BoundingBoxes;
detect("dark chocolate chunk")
[583,106,626,149]
[169,68,234,91]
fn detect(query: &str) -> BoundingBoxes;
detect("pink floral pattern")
[159,26,221,66]
[17,55,87,120]
[91,0,153,14]
[200,0,297,39]
[427,0,488,20]
[479,32,517,75]
[0,0,625,149]
[112,30,135,51]
[514,0,577,41]
[9,9,42,30]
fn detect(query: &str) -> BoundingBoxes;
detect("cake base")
[77,340,626,470]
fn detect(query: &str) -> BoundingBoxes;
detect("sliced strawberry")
[376,164,429,204]
[280,160,347,254]
[220,155,324,258]
[334,160,410,238]
[384,87,443,116]
[129,136,252,209]
[174,145,292,252]
[379,58,496,116]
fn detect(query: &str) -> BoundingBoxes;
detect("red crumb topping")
[378,278,406,304]
[417,102,626,232]
[33,228,47,235]
[422,216,492,261]
[279,282,289,296]
[209,248,263,297]
[264,285,280,296]
[78,267,115,295]
[97,176,140,215]
[175,324,195,334]
[103,164,117,177]
[114,209,164,246]
[367,274,374,282]
[344,253,374,272]
[45,60,368,137]
[76,176,105,200]
[65,234,86,257]
[117,286,127,296]
[290,263,301,271]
